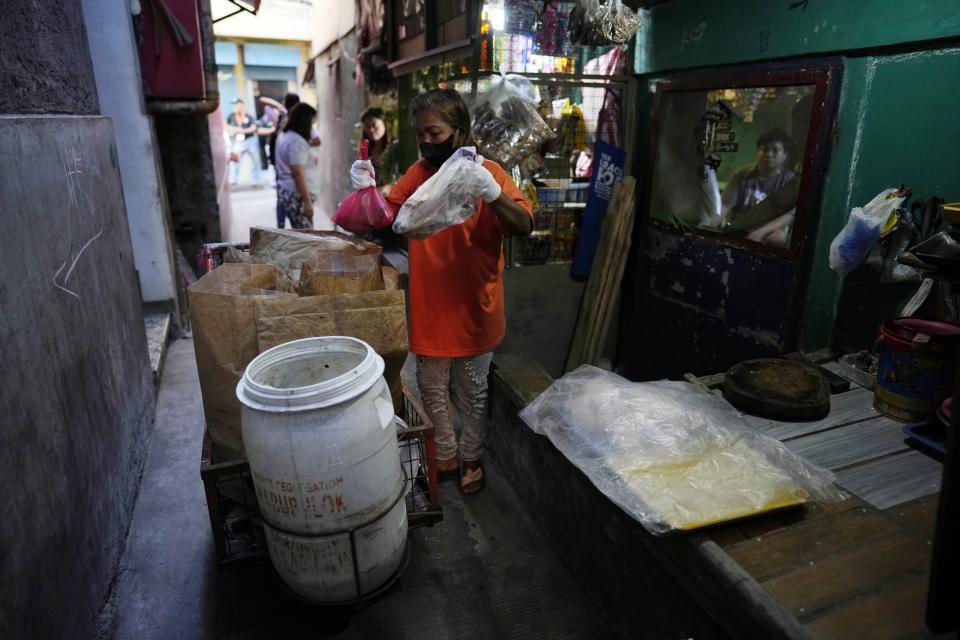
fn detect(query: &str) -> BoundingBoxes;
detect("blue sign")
[571,140,626,280]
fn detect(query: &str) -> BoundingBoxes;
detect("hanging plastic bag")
[471,73,554,173]
[392,147,487,239]
[332,140,394,234]
[829,188,907,275]
[568,0,643,46]
[556,102,588,155]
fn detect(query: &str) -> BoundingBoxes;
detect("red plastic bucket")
[874,318,960,422]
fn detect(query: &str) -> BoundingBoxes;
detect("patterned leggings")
[415,352,494,463]
[277,186,312,229]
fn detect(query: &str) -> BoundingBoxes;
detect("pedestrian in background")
[274,103,319,229]
[359,106,401,194]
[225,98,262,187]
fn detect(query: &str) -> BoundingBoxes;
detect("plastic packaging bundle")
[519,366,848,535]
[698,164,722,227]
[568,0,643,46]
[555,101,588,155]
[332,140,394,234]
[471,74,554,173]
[829,188,907,275]
[392,147,486,239]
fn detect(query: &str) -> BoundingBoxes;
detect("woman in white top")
[274,102,318,229]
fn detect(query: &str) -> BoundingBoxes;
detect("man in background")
[225,98,262,187]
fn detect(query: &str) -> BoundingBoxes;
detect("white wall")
[80,0,176,305]
[311,0,356,55]
[212,0,313,41]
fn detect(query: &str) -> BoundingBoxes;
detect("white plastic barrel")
[236,336,407,603]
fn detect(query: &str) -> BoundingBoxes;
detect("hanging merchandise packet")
[332,140,394,234]
[392,147,488,239]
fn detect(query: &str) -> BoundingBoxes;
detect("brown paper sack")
[298,249,383,295]
[254,290,409,414]
[187,263,295,460]
[249,227,382,293]
[382,266,401,290]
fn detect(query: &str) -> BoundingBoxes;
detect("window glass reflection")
[650,84,815,248]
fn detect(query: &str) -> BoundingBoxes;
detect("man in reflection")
[720,128,795,243]
[722,94,814,246]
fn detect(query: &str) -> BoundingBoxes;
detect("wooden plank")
[565,178,635,372]
[836,449,942,511]
[686,534,818,640]
[804,575,946,640]
[706,523,750,547]
[696,372,727,389]
[883,494,940,541]
[764,535,930,621]
[784,416,909,470]
[709,496,863,551]
[739,388,877,441]
[726,506,901,582]
[819,360,842,374]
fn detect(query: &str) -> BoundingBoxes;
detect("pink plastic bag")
[332,140,394,233]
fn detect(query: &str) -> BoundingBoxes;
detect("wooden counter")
[487,355,947,639]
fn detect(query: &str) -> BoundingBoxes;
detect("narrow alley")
[100,338,614,639]
[2,1,959,640]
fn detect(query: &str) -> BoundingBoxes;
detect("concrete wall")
[0,116,154,640]
[311,0,356,56]
[0,5,154,639]
[313,31,368,219]
[80,0,177,306]
[0,1,98,115]
[623,0,960,377]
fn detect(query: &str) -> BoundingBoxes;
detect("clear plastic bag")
[332,140,395,234]
[698,164,722,227]
[519,366,848,535]
[471,73,554,173]
[392,147,486,239]
[829,188,906,275]
[568,0,643,46]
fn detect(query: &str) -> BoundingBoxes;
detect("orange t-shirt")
[387,158,532,357]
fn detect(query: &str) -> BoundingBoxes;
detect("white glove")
[464,159,502,203]
[350,159,376,190]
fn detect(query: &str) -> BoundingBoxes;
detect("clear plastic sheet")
[519,366,848,535]
[392,147,485,239]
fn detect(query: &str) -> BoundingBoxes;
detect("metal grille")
[200,385,442,564]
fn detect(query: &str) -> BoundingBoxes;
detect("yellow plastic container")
[942,202,960,225]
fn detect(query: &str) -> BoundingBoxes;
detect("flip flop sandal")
[460,463,484,494]
[435,455,460,480]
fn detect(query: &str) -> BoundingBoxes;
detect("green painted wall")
[809,50,960,349]
[637,0,960,75]
[633,0,960,351]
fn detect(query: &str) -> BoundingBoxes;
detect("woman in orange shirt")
[353,88,533,494]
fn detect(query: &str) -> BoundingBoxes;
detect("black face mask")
[419,134,456,167]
